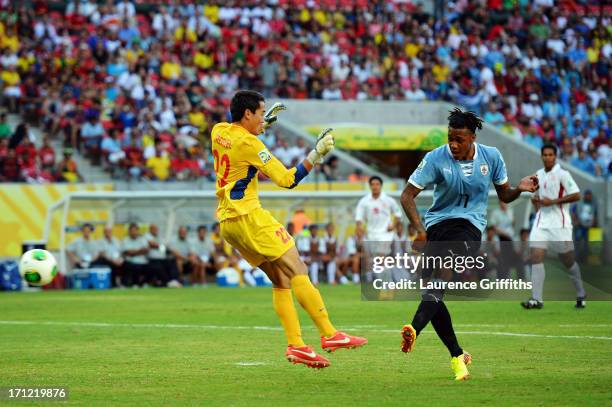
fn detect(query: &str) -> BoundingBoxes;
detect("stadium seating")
[0,0,608,184]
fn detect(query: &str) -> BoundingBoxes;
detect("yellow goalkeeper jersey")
[211,122,308,221]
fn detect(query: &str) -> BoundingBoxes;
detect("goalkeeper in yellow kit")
[211,90,367,368]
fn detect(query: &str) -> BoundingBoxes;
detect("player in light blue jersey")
[398,108,538,381]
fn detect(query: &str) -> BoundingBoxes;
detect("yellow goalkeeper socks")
[291,274,337,338]
[272,288,305,347]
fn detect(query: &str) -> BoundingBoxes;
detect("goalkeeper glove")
[306,128,335,165]
[263,102,287,129]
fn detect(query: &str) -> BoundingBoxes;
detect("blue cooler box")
[0,261,22,291]
[71,270,91,290]
[253,269,272,287]
[89,268,111,290]
[217,268,240,287]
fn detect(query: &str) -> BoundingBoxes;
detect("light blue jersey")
[408,143,508,232]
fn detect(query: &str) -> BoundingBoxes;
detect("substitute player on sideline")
[211,90,367,369]
[399,108,538,380]
[521,144,586,310]
[355,176,402,283]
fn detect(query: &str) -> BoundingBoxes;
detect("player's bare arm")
[494,175,539,203]
[400,182,426,240]
[539,192,580,207]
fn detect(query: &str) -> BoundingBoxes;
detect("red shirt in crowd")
[39,146,56,168]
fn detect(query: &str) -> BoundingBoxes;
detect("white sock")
[326,261,336,284]
[531,263,545,302]
[568,262,586,298]
[339,275,349,285]
[309,262,319,285]
[352,272,360,284]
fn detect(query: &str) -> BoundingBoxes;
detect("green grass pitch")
[1,286,611,406]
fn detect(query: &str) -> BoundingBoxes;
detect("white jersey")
[355,192,402,241]
[318,234,338,255]
[533,163,579,229]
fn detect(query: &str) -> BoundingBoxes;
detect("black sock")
[411,300,441,334]
[431,301,463,357]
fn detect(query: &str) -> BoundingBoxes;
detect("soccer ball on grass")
[19,249,58,286]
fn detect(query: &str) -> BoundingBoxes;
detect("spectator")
[0,148,21,182]
[101,129,126,176]
[80,115,105,161]
[348,168,368,183]
[121,223,149,287]
[322,156,340,181]
[146,142,171,181]
[489,201,516,279]
[572,190,598,263]
[9,122,31,150]
[272,138,292,167]
[307,224,322,285]
[169,226,202,286]
[193,225,215,283]
[322,82,342,101]
[1,0,610,184]
[210,221,232,268]
[391,222,409,257]
[1,64,21,113]
[290,208,311,235]
[404,82,426,102]
[143,224,181,288]
[483,102,505,128]
[123,136,145,180]
[56,148,83,183]
[0,113,12,139]
[97,225,124,288]
[259,52,279,98]
[340,226,365,284]
[170,148,198,181]
[596,137,611,178]
[319,223,344,285]
[571,149,597,176]
[38,136,56,172]
[287,138,308,167]
[67,223,100,269]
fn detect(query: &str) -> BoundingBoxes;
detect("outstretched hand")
[518,175,539,193]
[263,102,287,129]
[306,128,335,165]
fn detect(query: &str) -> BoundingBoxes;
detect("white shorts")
[529,227,574,253]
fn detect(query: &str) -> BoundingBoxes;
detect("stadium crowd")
[0,0,609,184]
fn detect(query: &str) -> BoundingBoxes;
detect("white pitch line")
[1,320,611,341]
[235,362,268,366]
[0,320,283,331]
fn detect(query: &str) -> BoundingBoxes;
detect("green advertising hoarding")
[304,123,447,151]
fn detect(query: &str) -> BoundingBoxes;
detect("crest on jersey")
[480,164,489,175]
[258,149,272,164]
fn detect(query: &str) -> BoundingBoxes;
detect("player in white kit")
[522,144,586,309]
[355,176,402,282]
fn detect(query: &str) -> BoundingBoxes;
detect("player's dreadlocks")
[448,108,483,134]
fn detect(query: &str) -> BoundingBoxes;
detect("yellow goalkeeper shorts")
[220,207,294,267]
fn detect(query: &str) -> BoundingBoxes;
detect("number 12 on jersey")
[213,149,230,187]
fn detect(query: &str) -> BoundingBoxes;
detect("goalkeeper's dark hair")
[230,90,265,122]
[448,107,483,134]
